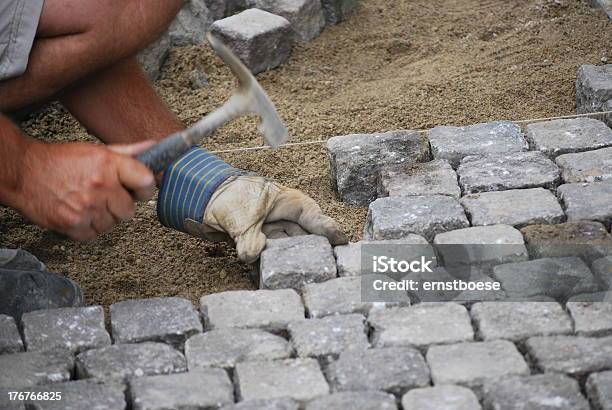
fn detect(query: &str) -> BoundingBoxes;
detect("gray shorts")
[0,0,44,81]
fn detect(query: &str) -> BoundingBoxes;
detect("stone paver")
[526,118,612,158]
[426,340,530,388]
[137,32,170,80]
[221,398,299,410]
[306,391,397,410]
[364,195,469,241]
[482,374,589,410]
[254,0,324,41]
[210,9,293,74]
[185,328,292,370]
[428,121,528,168]
[21,306,110,354]
[321,0,358,24]
[200,289,304,332]
[368,304,473,348]
[587,371,612,410]
[130,369,233,410]
[288,314,368,358]
[460,188,565,228]
[593,256,612,289]
[326,347,430,395]
[0,350,73,388]
[378,159,461,199]
[567,302,612,336]
[75,342,186,382]
[235,359,329,403]
[458,151,560,194]
[604,98,612,127]
[471,302,572,341]
[568,292,612,302]
[576,64,612,114]
[259,235,337,290]
[558,181,612,226]
[556,147,612,183]
[526,335,612,377]
[22,380,126,410]
[168,0,213,46]
[110,297,202,349]
[327,130,430,205]
[0,315,23,354]
[402,385,481,410]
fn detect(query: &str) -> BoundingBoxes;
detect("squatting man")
[0,0,348,319]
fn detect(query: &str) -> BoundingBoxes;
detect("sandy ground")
[1,0,610,309]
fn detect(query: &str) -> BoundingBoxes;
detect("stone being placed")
[327,130,430,205]
[460,188,565,228]
[364,195,469,241]
[526,118,612,158]
[254,0,325,41]
[593,256,612,289]
[604,99,612,127]
[168,0,213,46]
[204,0,255,20]
[326,347,430,395]
[320,0,358,24]
[576,64,612,114]
[558,181,612,226]
[566,302,612,337]
[306,391,398,410]
[221,398,299,410]
[210,9,293,74]
[137,32,171,81]
[426,340,530,388]
[201,289,304,333]
[0,315,23,354]
[0,350,73,388]
[428,121,528,168]
[378,159,461,199]
[556,147,612,183]
[402,385,481,410]
[185,328,292,370]
[25,380,126,410]
[457,151,560,194]
[587,371,612,410]
[235,359,329,403]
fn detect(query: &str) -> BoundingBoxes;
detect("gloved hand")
[157,148,347,263]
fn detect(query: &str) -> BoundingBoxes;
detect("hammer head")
[207,33,289,148]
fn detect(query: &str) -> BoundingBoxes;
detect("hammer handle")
[136,133,193,175]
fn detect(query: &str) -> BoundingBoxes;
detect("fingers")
[106,189,135,222]
[114,155,155,201]
[262,221,308,239]
[108,140,156,156]
[235,224,268,264]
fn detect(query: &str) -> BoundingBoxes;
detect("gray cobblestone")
[137,32,170,81]
[75,342,186,382]
[402,385,481,410]
[168,0,213,46]
[558,181,612,226]
[21,380,126,410]
[0,314,23,354]
[321,0,358,24]
[556,147,612,183]
[326,347,430,395]
[369,304,473,348]
[365,195,469,241]
[221,398,299,410]
[306,391,397,410]
[471,302,572,341]
[569,291,612,302]
[576,64,612,114]
[526,335,612,376]
[567,302,612,336]
[587,371,612,410]
[0,350,73,388]
[235,359,329,403]
[200,289,304,332]
[461,188,565,228]
[378,159,461,199]
[604,99,612,128]
[426,340,530,387]
[593,256,612,289]
[185,328,291,370]
[527,118,612,158]
[0,389,23,410]
[254,0,324,42]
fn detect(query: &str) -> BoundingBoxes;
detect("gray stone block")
[604,99,612,127]
[23,380,126,410]
[461,188,565,228]
[458,151,560,194]
[254,0,325,41]
[378,159,461,199]
[587,371,612,410]
[204,0,255,20]
[168,0,213,46]
[558,182,612,226]
[567,302,612,336]
[75,342,186,383]
[235,359,329,403]
[526,118,612,158]
[471,302,572,341]
[130,369,233,410]
[221,398,299,410]
[110,297,202,349]
[369,304,473,348]
[365,195,469,241]
[185,328,291,370]
[200,289,304,332]
[0,350,73,388]
[0,389,24,410]
[0,314,23,354]
[428,121,528,168]
[568,291,612,302]
[306,391,398,410]
[594,256,612,289]
[426,340,529,388]
[137,32,171,81]
[326,347,429,395]
[556,147,612,183]
[327,130,430,205]
[482,374,589,410]
[320,0,358,24]
[576,64,612,114]
[402,385,481,410]
[210,9,293,74]
[526,335,612,376]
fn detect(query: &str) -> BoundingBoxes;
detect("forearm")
[0,115,29,209]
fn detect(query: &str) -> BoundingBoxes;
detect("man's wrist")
[0,115,32,210]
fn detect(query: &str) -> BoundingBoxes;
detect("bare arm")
[0,115,29,210]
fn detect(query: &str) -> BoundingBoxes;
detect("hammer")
[136,34,289,174]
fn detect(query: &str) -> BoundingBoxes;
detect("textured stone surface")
[327,130,430,205]
[254,0,325,41]
[369,304,473,348]
[210,9,293,74]
[567,302,612,336]
[428,121,527,168]
[458,151,560,194]
[235,359,329,402]
[0,314,23,354]
[23,380,126,410]
[526,118,612,158]
[402,385,481,410]
[75,342,186,382]
[168,0,213,46]
[558,181,612,226]
[204,0,254,20]
[221,398,299,410]
[426,340,530,387]
[526,335,612,376]
[326,347,430,395]
[482,374,589,410]
[185,328,291,370]
[0,350,73,388]
[604,98,612,127]
[576,64,612,114]
[288,314,368,358]
[568,291,612,302]
[365,195,469,241]
[320,0,358,24]
[587,371,612,410]
[556,147,612,183]
[200,289,304,332]
[137,32,171,81]
[378,159,461,199]
[130,369,233,410]
[260,235,336,290]
[594,256,612,289]
[306,391,398,410]
[471,302,572,341]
